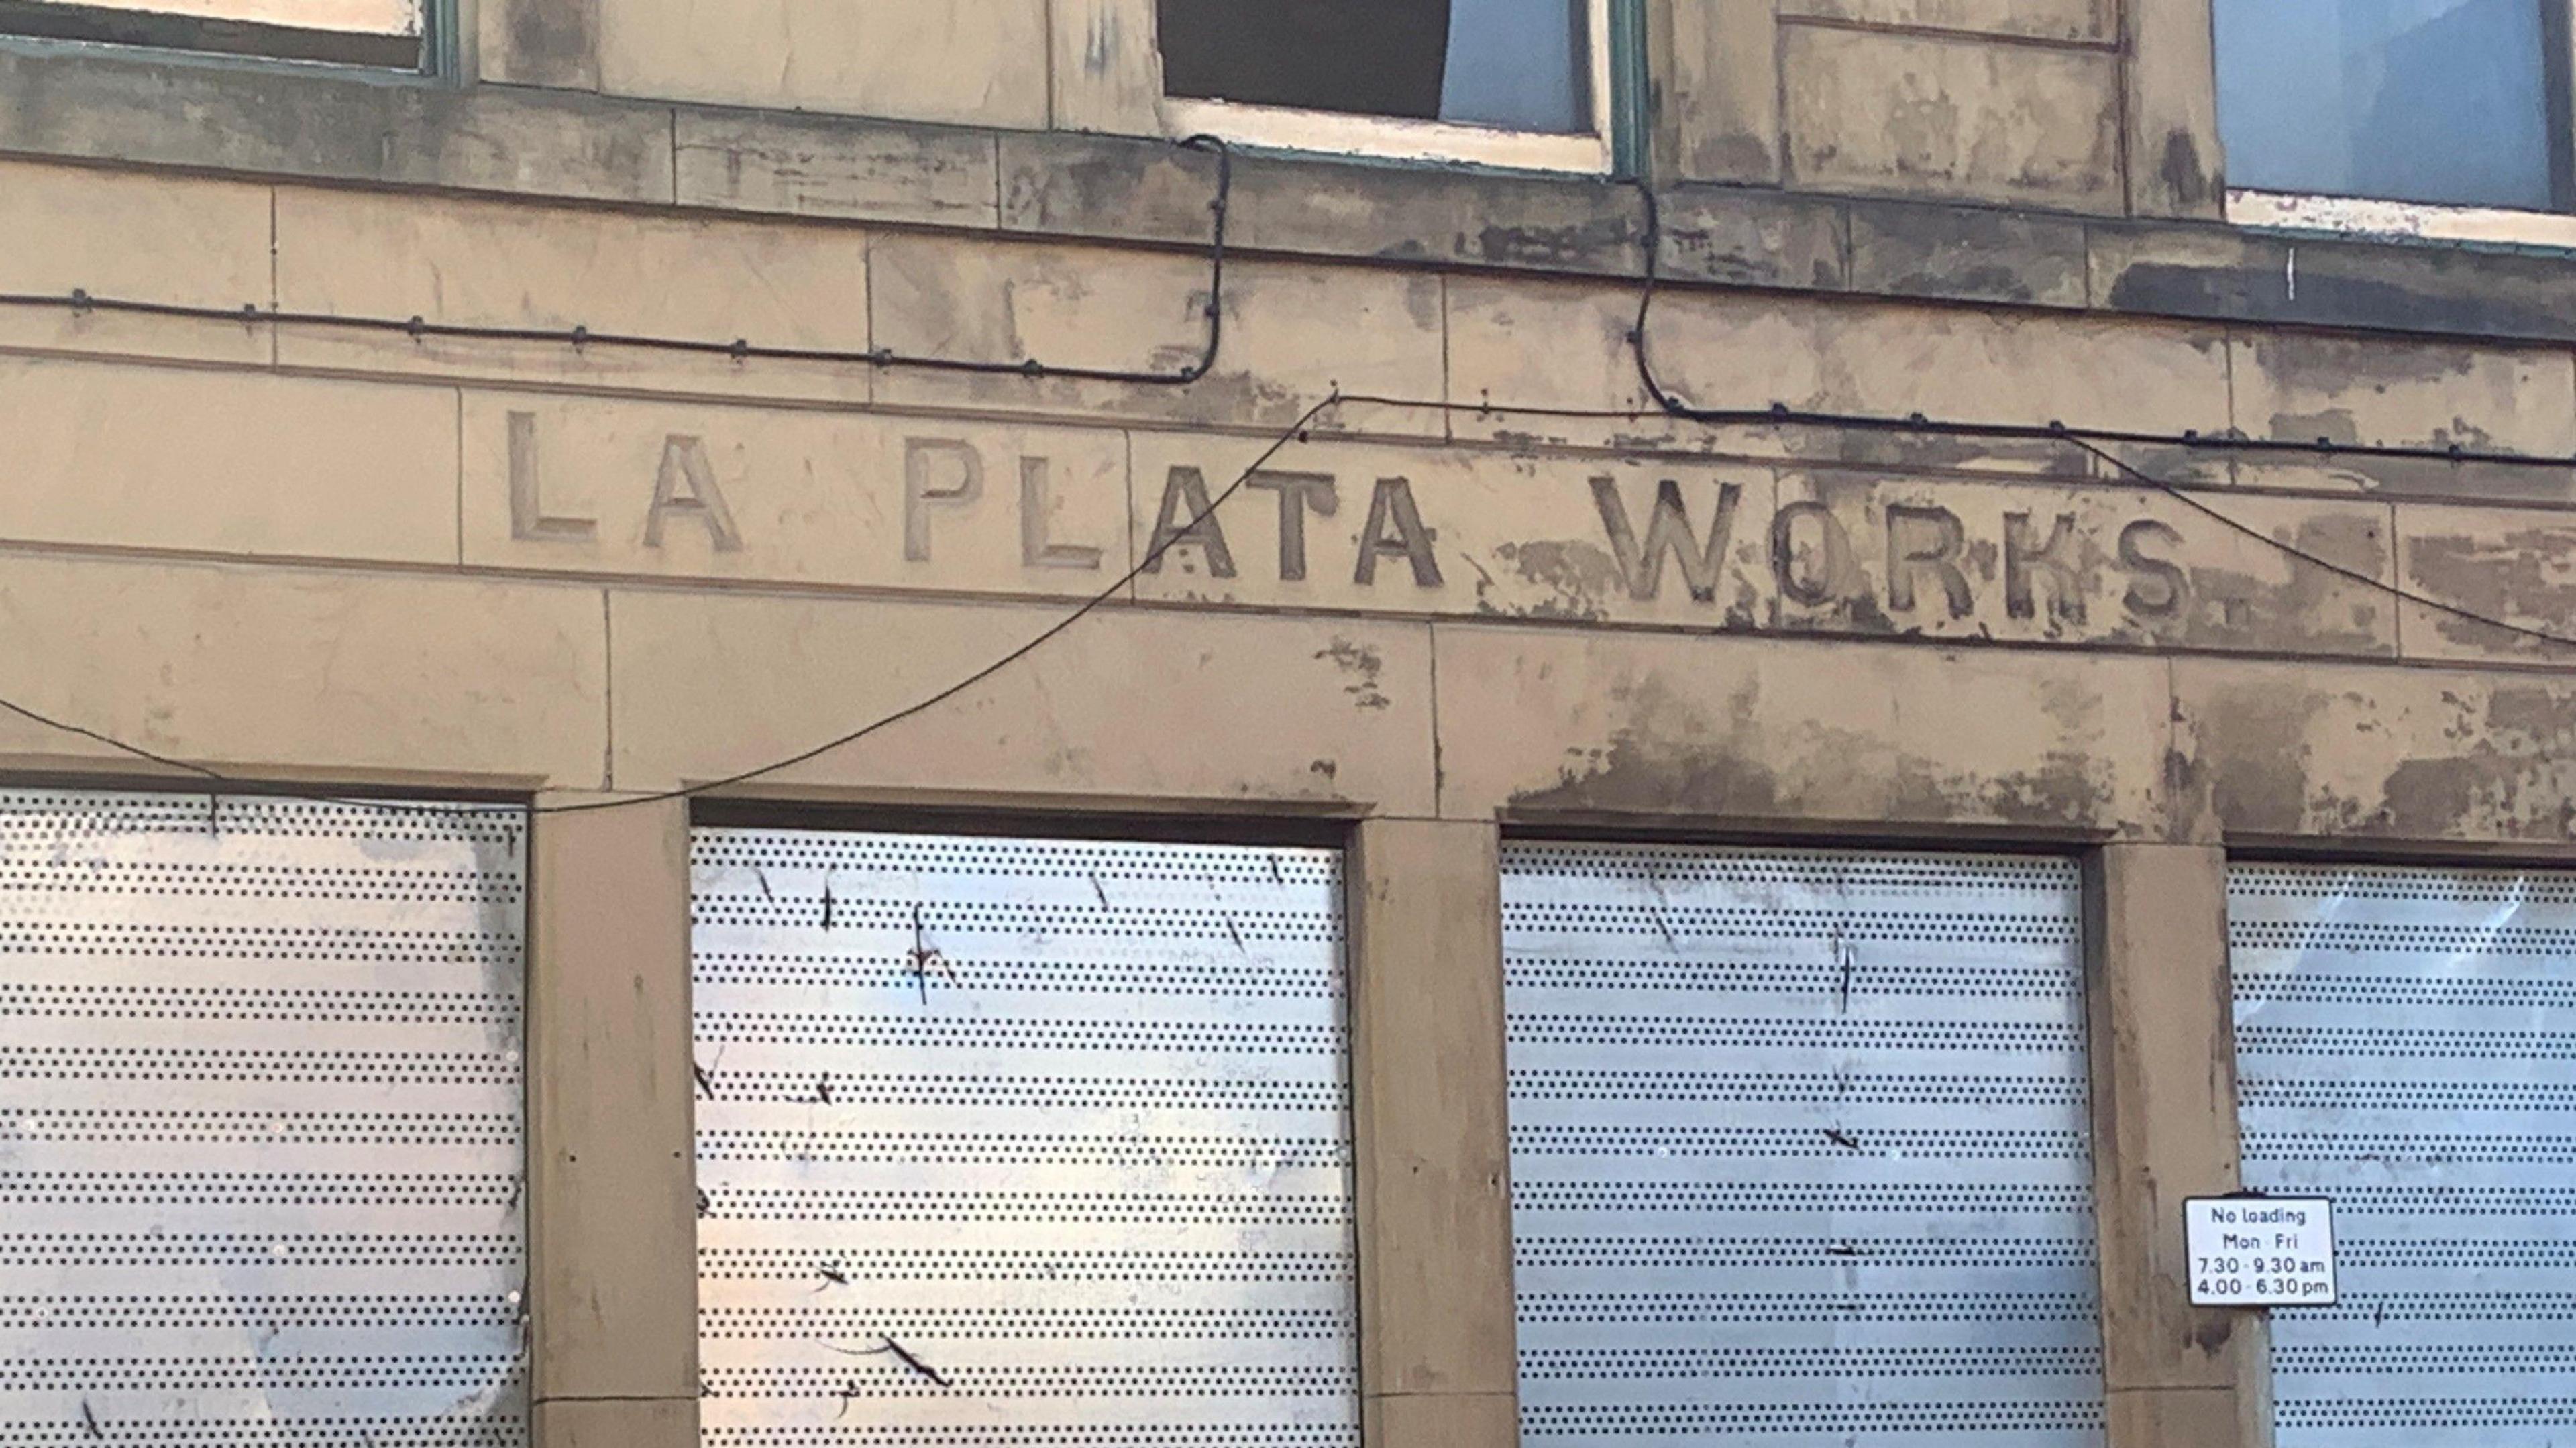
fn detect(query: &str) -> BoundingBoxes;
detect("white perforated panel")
[2233,864,2576,1446]
[0,790,528,1446]
[690,829,1356,1447]
[1502,844,2104,1447]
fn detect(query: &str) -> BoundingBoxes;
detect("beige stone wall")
[2,131,2569,1448]
[481,0,2227,218]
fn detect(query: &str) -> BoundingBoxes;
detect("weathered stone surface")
[2088,844,2268,1424]
[464,392,1129,596]
[1656,184,1847,290]
[0,555,606,787]
[532,1400,694,1448]
[0,158,271,365]
[479,0,600,89]
[610,594,1438,814]
[868,237,1444,433]
[2173,658,2576,842]
[2122,0,2224,217]
[2231,333,2576,455]
[1,359,456,565]
[1782,25,2122,212]
[1448,282,2229,474]
[1048,0,1163,134]
[1348,820,1515,1402]
[598,0,1048,126]
[1847,199,2089,307]
[0,48,672,201]
[528,795,696,1404]
[1781,0,2110,41]
[674,109,998,226]
[2089,221,2576,345]
[272,184,873,403]
[1001,133,1643,277]
[1650,0,1782,184]
[1364,1391,1519,1448]
[1433,624,2171,835]
[1766,473,2396,655]
[2394,504,2576,664]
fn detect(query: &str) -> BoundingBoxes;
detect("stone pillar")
[2087,844,2273,1447]
[527,793,699,1448]
[1346,818,1521,1447]
[2124,0,2227,217]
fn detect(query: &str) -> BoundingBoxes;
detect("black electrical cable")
[0,135,1237,388]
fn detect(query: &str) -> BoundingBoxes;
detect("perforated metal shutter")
[2232,863,2576,1446]
[0,791,529,1446]
[690,829,1357,1448]
[1502,844,2104,1447]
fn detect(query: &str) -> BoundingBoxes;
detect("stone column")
[2088,844,2273,1447]
[527,793,700,1448]
[1347,818,1521,1447]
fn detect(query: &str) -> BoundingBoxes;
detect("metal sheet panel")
[1502,844,2104,1448]
[0,790,528,1446]
[690,829,1356,1447]
[2233,863,2576,1447]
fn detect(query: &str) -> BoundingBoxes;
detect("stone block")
[480,0,600,89]
[674,109,999,227]
[598,0,1049,126]
[2173,657,2576,843]
[0,555,606,787]
[608,592,1438,814]
[532,1398,694,1448]
[0,158,271,366]
[1782,25,2122,212]
[272,184,873,403]
[868,236,1443,435]
[1780,0,2111,40]
[0,358,455,565]
[1432,624,2171,836]
[2392,503,2576,663]
[1847,198,2090,307]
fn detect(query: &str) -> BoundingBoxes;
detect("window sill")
[2229,188,2576,256]
[1161,95,1612,177]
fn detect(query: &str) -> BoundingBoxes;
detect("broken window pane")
[2215,0,2557,210]
[1157,0,1593,135]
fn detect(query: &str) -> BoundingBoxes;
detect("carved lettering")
[1018,457,1103,570]
[506,411,597,543]
[1354,477,1442,588]
[643,435,742,551]
[1885,504,1974,618]
[2119,519,2188,618]
[2005,512,2086,624]
[1770,500,1851,607]
[1245,471,1338,582]
[904,438,983,563]
[1143,466,1238,577]
[1591,477,1743,604]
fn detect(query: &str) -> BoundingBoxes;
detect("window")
[690,828,1359,1444]
[2229,863,2576,1445]
[0,0,429,68]
[2214,0,2573,214]
[0,792,529,1444]
[1157,0,1616,172]
[1501,844,2106,1447]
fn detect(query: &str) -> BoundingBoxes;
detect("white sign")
[2185,1196,2337,1307]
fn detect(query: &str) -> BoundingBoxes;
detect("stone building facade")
[0,2,2573,1447]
